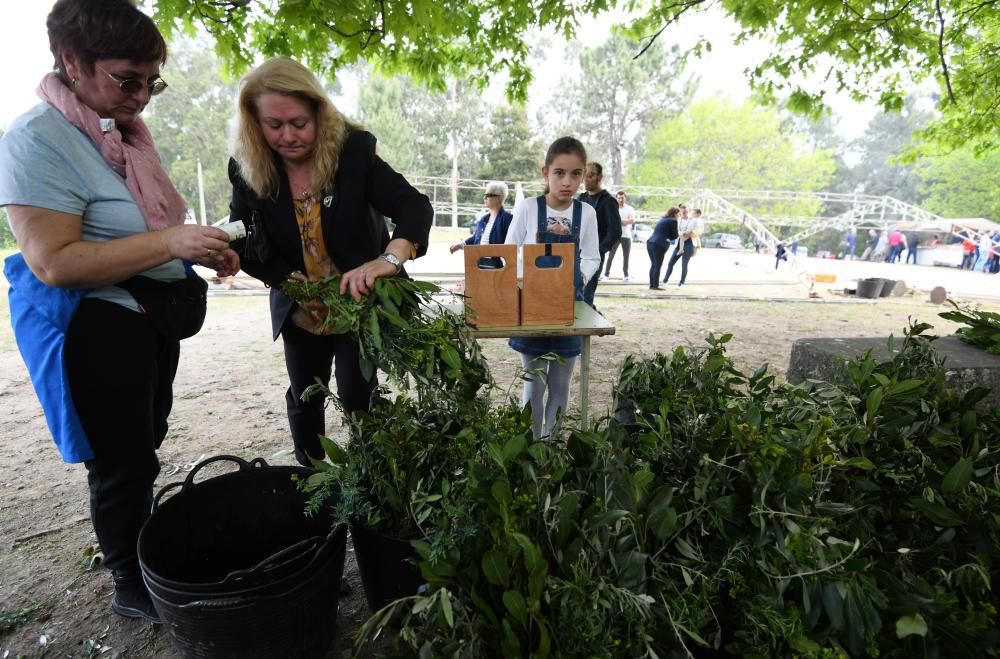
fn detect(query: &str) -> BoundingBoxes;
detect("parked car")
[702,233,743,249]
[632,223,654,243]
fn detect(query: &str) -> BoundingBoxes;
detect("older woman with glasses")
[449,181,514,255]
[0,0,238,623]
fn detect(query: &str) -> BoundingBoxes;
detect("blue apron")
[509,196,584,358]
[4,253,93,462]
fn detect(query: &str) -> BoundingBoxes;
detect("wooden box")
[521,243,575,326]
[463,244,519,328]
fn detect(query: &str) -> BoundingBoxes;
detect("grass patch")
[0,600,43,637]
[430,225,471,243]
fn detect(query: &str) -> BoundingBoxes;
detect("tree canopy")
[847,98,934,203]
[917,146,1000,221]
[543,34,695,188]
[629,97,836,216]
[153,0,611,101]
[477,105,546,185]
[143,37,238,223]
[626,0,1000,155]
[154,0,999,155]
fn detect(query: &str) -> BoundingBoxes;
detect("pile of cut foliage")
[285,275,1000,657]
[365,324,999,657]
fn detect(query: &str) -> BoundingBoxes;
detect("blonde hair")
[232,57,361,198]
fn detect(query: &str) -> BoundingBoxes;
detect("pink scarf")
[36,73,187,231]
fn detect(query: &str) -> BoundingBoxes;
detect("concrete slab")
[787,335,1000,407]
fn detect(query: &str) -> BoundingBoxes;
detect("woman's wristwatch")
[379,252,402,274]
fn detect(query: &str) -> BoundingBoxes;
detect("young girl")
[505,137,600,439]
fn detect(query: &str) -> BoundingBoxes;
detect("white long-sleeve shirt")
[505,197,601,283]
[678,215,706,248]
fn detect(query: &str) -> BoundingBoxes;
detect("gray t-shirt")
[0,102,184,310]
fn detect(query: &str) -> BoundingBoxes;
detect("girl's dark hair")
[47,0,167,83]
[544,136,587,167]
[666,206,680,218]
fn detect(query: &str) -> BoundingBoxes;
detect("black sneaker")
[112,575,162,624]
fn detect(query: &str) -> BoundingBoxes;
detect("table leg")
[579,335,591,428]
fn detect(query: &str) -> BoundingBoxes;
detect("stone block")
[787,335,1000,408]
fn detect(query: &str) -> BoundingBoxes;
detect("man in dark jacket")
[578,162,621,308]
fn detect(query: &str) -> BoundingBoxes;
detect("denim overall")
[509,196,584,358]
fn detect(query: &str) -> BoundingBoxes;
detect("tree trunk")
[608,107,623,190]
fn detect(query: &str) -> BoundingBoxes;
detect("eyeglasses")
[484,193,500,198]
[95,63,168,96]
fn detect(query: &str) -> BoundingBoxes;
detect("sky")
[0,2,877,141]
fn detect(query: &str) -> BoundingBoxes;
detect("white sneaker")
[599,274,608,282]
[677,282,684,288]
[623,276,631,282]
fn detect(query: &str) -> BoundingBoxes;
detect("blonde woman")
[228,57,433,466]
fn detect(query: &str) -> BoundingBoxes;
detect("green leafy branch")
[940,299,1000,355]
[281,274,491,398]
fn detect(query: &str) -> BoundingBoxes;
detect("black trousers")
[582,252,606,308]
[66,299,178,575]
[281,320,376,466]
[605,237,632,277]
[647,242,667,287]
[663,241,695,284]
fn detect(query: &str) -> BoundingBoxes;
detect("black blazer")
[229,130,434,339]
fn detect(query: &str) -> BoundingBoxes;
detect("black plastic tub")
[138,456,346,659]
[856,278,884,299]
[878,278,895,297]
[350,522,424,614]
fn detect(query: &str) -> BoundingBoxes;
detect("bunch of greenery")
[300,392,530,541]
[940,300,1000,355]
[286,275,512,542]
[281,275,490,399]
[355,324,1000,657]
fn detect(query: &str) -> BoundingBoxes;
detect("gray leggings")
[519,353,578,439]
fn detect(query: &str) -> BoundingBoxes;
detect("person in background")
[602,190,635,281]
[449,181,513,260]
[860,229,879,261]
[505,136,600,439]
[886,228,904,262]
[662,207,705,288]
[844,227,857,260]
[905,230,919,264]
[775,243,789,270]
[647,207,679,289]
[228,57,433,467]
[990,231,1000,274]
[960,236,976,270]
[0,0,239,623]
[577,162,621,307]
[873,230,889,261]
[974,230,993,272]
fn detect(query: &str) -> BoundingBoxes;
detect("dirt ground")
[0,260,993,657]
